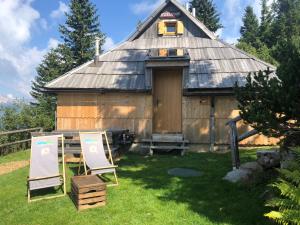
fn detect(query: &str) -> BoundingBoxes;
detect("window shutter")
[177,21,184,34]
[177,49,184,56]
[158,21,165,35]
[159,49,168,57]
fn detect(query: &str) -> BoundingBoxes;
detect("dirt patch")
[0,160,29,175]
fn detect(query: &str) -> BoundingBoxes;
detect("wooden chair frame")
[27,134,66,202]
[78,131,118,187]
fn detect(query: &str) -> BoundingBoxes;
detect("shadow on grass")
[116,151,273,225]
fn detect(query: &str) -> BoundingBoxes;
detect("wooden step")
[141,145,189,150]
[141,139,189,143]
[152,133,183,142]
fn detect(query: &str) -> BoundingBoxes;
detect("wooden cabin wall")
[182,96,210,143]
[137,3,209,39]
[57,93,152,137]
[214,96,279,145]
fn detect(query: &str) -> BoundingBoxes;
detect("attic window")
[165,22,176,34]
[158,20,184,36]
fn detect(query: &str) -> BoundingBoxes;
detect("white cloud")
[224,36,239,45]
[130,0,163,15]
[103,37,116,52]
[50,1,69,19]
[130,0,190,15]
[0,0,57,98]
[40,18,48,30]
[0,94,15,104]
[215,28,223,37]
[47,38,60,49]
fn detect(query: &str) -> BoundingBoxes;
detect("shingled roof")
[45,0,275,92]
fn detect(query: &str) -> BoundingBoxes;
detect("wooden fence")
[0,127,42,156]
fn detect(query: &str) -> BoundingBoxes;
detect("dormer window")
[158,20,184,36]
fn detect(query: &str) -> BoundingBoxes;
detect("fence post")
[228,121,240,170]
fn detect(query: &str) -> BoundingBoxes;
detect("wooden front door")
[153,69,182,133]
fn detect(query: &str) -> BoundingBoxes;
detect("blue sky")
[0,0,268,102]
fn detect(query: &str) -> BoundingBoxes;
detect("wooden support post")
[228,121,240,169]
[209,96,215,152]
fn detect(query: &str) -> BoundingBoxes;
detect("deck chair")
[78,132,118,186]
[27,134,66,202]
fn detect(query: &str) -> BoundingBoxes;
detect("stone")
[257,150,280,169]
[240,161,263,173]
[223,169,251,183]
[167,168,202,177]
[280,150,296,169]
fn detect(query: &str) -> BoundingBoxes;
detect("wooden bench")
[141,134,189,156]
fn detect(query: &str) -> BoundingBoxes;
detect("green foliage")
[235,36,300,139]
[265,149,300,225]
[239,6,260,48]
[259,0,274,47]
[236,41,278,65]
[189,0,222,32]
[59,0,105,66]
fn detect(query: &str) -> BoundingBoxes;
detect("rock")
[280,150,296,169]
[240,161,263,173]
[257,150,280,169]
[223,169,251,183]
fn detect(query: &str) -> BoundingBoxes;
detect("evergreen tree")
[189,0,222,32]
[235,36,300,138]
[239,6,260,48]
[59,0,105,66]
[259,0,273,47]
[31,45,73,130]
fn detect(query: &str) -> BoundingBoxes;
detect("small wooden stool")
[71,175,106,211]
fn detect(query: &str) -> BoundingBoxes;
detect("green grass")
[0,149,274,225]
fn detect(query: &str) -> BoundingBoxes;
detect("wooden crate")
[71,175,106,211]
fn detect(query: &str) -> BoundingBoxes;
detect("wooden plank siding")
[137,4,210,39]
[214,96,279,145]
[57,93,152,138]
[182,96,210,143]
[57,94,278,145]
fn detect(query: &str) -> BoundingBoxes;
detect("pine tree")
[259,0,273,47]
[239,6,260,48]
[59,0,105,66]
[235,36,300,138]
[189,0,222,32]
[31,45,73,101]
[30,45,73,130]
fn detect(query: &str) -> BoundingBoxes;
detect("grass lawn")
[0,149,274,225]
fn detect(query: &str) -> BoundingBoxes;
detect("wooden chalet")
[45,0,278,151]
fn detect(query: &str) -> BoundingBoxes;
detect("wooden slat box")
[71,175,106,211]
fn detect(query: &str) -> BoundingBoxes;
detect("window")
[158,20,184,36]
[165,22,176,35]
[158,48,185,57]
